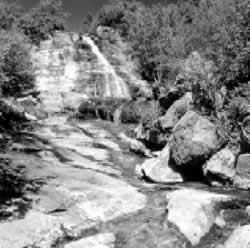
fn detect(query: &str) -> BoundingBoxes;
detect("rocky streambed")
[0,114,249,248]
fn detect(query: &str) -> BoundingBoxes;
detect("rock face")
[159,92,193,131]
[166,189,232,246]
[96,26,152,98]
[31,31,139,112]
[222,225,250,248]
[203,148,236,183]
[136,145,183,183]
[169,111,228,178]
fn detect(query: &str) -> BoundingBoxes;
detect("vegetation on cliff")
[86,0,249,152]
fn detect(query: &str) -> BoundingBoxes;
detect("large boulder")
[169,111,228,178]
[136,145,183,183]
[222,225,250,248]
[166,189,232,246]
[159,92,193,131]
[203,148,236,183]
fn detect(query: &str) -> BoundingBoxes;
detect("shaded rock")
[159,87,183,111]
[166,189,232,246]
[236,154,250,179]
[136,145,183,183]
[159,92,193,131]
[135,123,167,151]
[65,233,115,248]
[0,211,63,248]
[203,148,236,183]
[169,111,228,179]
[222,225,250,248]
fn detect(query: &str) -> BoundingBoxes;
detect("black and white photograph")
[0,0,249,247]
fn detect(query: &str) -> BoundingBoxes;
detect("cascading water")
[82,36,131,99]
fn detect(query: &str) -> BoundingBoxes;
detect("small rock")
[222,225,250,248]
[25,112,37,121]
[169,111,228,178]
[203,148,236,183]
[136,145,183,183]
[65,233,115,248]
[166,189,232,246]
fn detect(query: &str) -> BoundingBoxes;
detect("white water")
[82,36,131,99]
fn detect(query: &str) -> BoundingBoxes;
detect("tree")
[0,0,23,31]
[19,0,68,45]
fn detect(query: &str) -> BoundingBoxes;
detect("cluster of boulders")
[136,108,250,190]
[135,52,250,190]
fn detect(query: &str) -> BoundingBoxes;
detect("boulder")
[222,225,250,248]
[169,111,228,178]
[166,189,232,246]
[236,154,250,179]
[203,148,236,183]
[136,145,183,183]
[159,92,193,131]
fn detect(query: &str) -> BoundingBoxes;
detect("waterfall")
[82,36,131,99]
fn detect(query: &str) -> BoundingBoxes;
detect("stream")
[0,114,249,248]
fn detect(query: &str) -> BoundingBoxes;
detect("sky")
[12,0,164,31]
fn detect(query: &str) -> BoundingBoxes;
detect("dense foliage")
[89,0,248,87]
[0,0,68,97]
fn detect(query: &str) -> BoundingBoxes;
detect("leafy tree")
[0,0,23,31]
[19,0,68,45]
